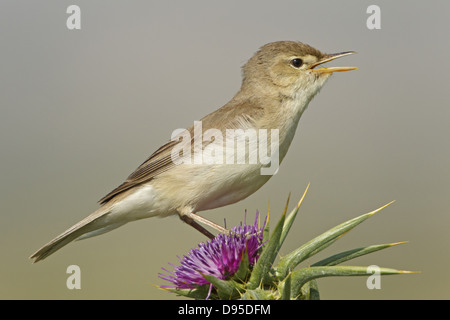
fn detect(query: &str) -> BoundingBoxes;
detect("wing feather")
[99,99,265,204]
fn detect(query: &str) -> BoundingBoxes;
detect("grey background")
[1,1,449,299]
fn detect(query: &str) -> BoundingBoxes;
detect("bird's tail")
[30,206,117,263]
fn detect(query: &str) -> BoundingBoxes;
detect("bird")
[30,41,357,262]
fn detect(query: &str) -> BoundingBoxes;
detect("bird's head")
[241,41,357,99]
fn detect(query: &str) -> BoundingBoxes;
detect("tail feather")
[75,222,126,241]
[30,207,111,263]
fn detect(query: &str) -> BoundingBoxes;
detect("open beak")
[310,51,358,73]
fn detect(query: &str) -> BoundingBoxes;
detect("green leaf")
[159,285,210,299]
[299,280,320,300]
[262,201,270,246]
[247,198,288,290]
[312,241,407,267]
[202,274,242,299]
[280,272,291,300]
[232,248,250,283]
[276,201,394,279]
[240,287,277,300]
[278,184,309,252]
[289,265,414,299]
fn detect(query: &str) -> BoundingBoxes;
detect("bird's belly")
[109,161,274,222]
[108,184,176,222]
[195,164,272,211]
[151,162,272,214]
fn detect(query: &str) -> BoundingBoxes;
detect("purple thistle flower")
[159,212,266,291]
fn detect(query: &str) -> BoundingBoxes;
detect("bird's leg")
[189,213,230,234]
[178,209,229,239]
[179,214,215,239]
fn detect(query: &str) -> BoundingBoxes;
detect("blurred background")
[1,0,449,299]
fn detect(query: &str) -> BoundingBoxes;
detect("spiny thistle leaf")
[159,185,415,300]
[299,280,320,300]
[278,184,309,252]
[263,200,270,245]
[247,195,289,289]
[202,274,242,299]
[159,284,210,299]
[232,248,250,283]
[312,241,408,267]
[280,272,291,300]
[276,201,395,279]
[288,266,414,299]
[241,287,277,300]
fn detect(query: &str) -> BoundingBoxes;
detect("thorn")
[399,270,421,274]
[368,200,396,216]
[296,183,310,208]
[389,241,409,247]
[283,193,291,216]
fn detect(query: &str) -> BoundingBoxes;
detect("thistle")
[159,185,415,299]
[158,213,265,299]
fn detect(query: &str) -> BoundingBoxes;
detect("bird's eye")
[290,58,303,68]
